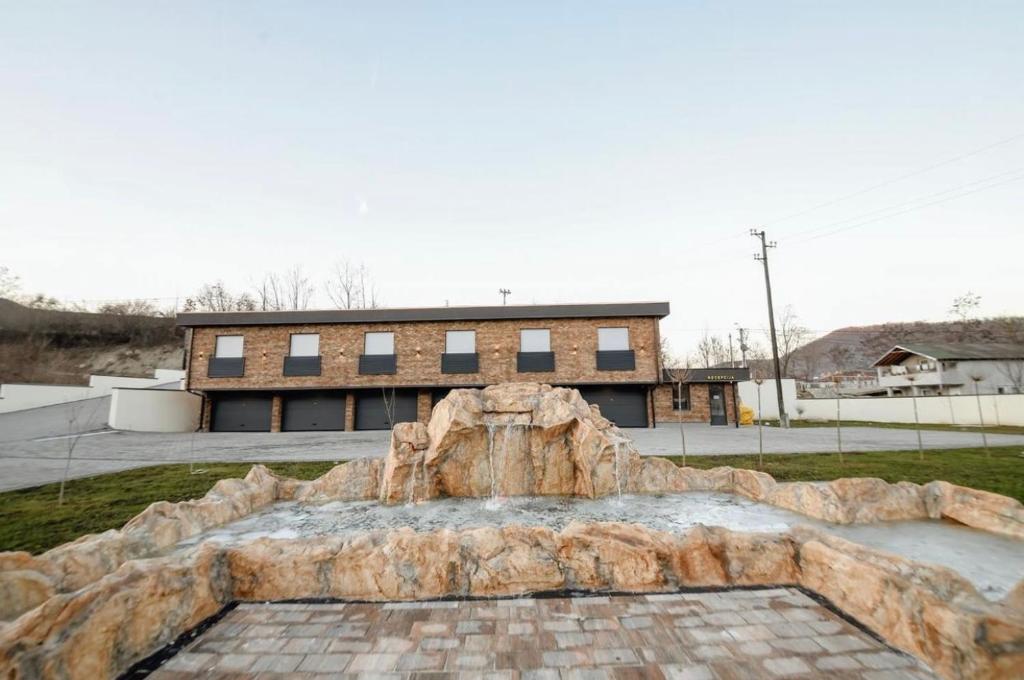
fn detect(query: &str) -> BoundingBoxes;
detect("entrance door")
[708,384,727,426]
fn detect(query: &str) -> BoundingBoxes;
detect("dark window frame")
[672,383,691,411]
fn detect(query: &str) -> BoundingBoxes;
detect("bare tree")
[253,266,314,311]
[183,282,256,312]
[0,266,19,298]
[97,299,161,316]
[658,336,680,370]
[58,397,107,505]
[949,291,982,321]
[777,306,811,377]
[694,330,729,368]
[792,345,824,380]
[996,361,1024,394]
[325,260,380,309]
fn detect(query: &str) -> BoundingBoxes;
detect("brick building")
[177,302,746,431]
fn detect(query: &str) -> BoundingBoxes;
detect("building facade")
[873,342,1024,396]
[178,303,676,431]
[652,368,749,427]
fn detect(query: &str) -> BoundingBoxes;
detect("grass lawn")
[1,449,1022,555]
[665,445,1024,504]
[0,462,336,555]
[762,419,1024,435]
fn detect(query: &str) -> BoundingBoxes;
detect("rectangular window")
[672,384,691,411]
[520,329,551,352]
[598,327,629,351]
[289,333,319,357]
[445,330,476,353]
[364,331,395,355]
[214,335,244,358]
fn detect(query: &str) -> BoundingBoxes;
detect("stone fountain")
[0,383,1022,680]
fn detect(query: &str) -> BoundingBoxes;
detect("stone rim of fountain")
[1,383,1022,680]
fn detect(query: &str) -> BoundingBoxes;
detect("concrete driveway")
[3,417,1024,492]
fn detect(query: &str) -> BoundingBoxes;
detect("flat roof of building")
[176,302,670,327]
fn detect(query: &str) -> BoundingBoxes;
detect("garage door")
[354,389,418,430]
[282,391,346,431]
[577,387,648,428]
[210,393,272,432]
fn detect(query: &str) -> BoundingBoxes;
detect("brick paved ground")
[148,588,936,679]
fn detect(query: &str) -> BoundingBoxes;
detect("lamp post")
[754,377,765,469]
[833,376,843,465]
[905,374,924,461]
[970,374,989,456]
[676,376,688,467]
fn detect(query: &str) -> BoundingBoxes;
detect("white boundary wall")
[108,388,201,432]
[736,379,798,420]
[0,384,97,413]
[0,369,186,414]
[795,394,1024,427]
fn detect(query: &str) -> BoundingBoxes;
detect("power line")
[779,166,1024,242]
[765,131,1024,229]
[790,171,1024,244]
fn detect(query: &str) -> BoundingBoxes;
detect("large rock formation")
[377,384,641,503]
[2,524,1022,680]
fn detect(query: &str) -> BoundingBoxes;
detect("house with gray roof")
[872,342,1024,396]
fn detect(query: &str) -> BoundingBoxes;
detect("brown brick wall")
[652,383,737,425]
[187,316,661,391]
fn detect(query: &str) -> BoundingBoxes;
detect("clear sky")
[2,2,1022,355]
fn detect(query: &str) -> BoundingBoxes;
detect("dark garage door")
[354,389,418,430]
[282,391,346,431]
[210,393,273,432]
[577,387,648,428]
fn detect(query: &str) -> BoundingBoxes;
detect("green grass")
[761,419,1024,435]
[0,462,336,555]
[664,446,1024,503]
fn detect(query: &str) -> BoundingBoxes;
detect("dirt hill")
[789,316,1024,378]
[0,298,184,384]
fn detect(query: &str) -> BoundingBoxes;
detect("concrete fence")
[794,393,1024,427]
[0,370,185,414]
[108,388,201,432]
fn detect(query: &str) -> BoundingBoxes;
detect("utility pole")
[751,229,789,428]
[499,288,511,305]
[735,325,748,368]
[728,333,735,368]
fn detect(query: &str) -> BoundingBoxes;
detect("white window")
[598,327,629,351]
[445,330,476,353]
[289,333,319,357]
[520,329,551,352]
[214,335,244,358]
[364,331,395,355]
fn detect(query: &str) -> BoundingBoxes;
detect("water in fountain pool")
[172,492,1023,600]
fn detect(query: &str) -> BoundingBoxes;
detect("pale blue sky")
[2,2,1022,353]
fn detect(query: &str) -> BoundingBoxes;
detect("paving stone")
[161,653,215,672]
[659,662,714,679]
[296,653,352,673]
[592,647,640,665]
[249,654,303,672]
[163,590,937,680]
[763,656,812,676]
[735,641,773,656]
[816,654,862,671]
[620,616,654,629]
[815,634,874,653]
[346,652,401,672]
[770,637,824,654]
[725,624,774,641]
[855,651,915,670]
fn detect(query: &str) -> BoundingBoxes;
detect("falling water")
[611,438,623,503]
[485,423,498,502]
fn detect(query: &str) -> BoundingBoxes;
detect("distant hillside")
[0,298,183,384]
[789,316,1024,378]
